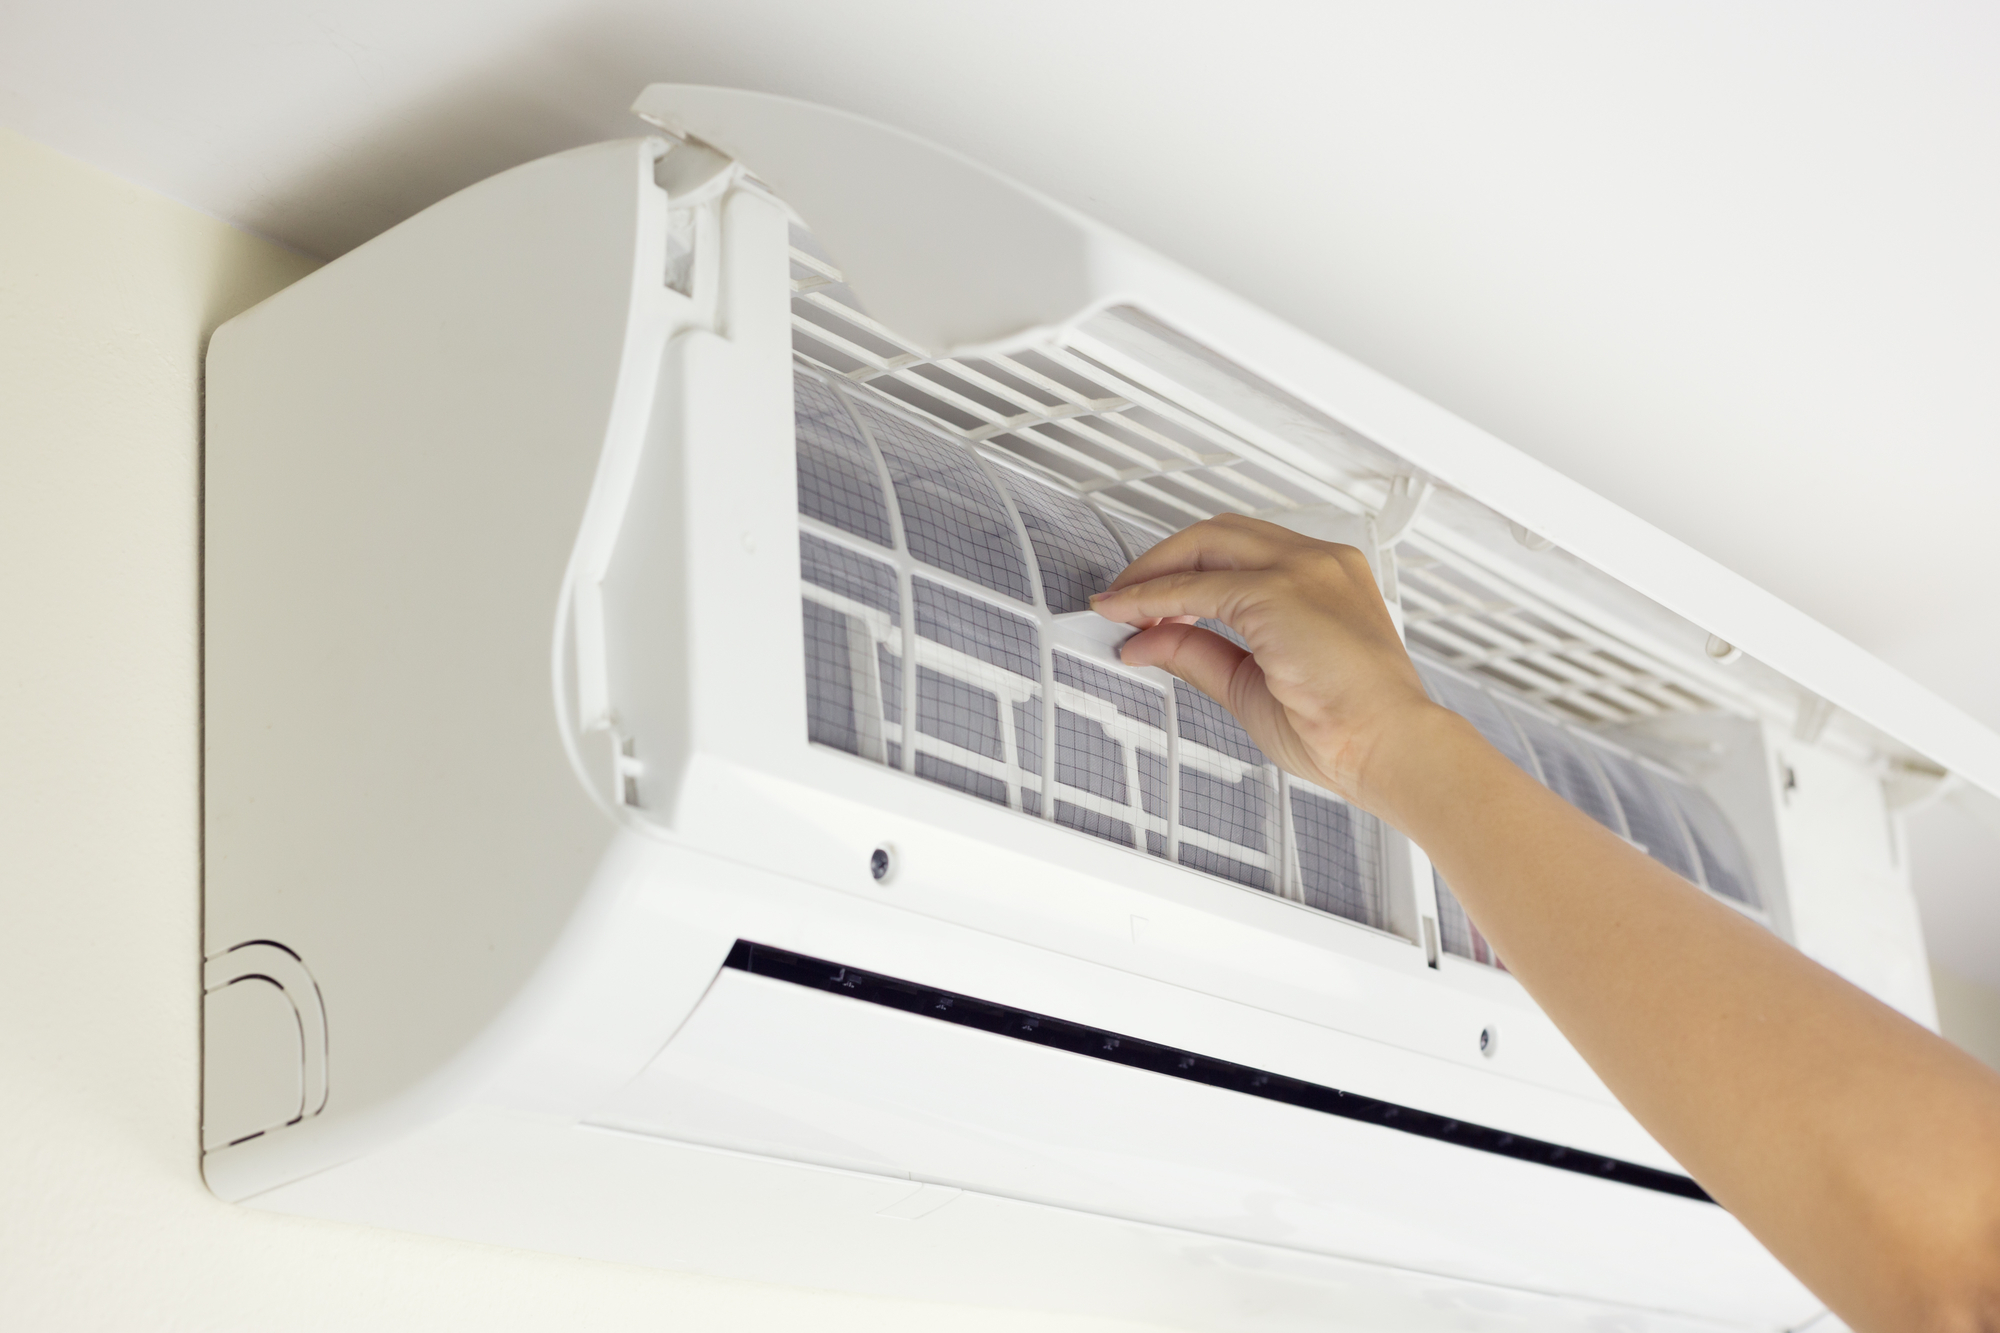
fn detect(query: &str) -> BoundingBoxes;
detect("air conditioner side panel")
[1774,740,1935,1026]
[599,185,799,826]
[202,139,665,1191]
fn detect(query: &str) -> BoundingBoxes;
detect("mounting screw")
[1479,1026,1498,1058]
[869,845,895,883]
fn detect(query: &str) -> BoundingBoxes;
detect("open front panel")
[789,226,1768,957]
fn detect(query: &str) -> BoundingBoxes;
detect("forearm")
[1095,515,2000,1327]
[1369,705,2000,1331]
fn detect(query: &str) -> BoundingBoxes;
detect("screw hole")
[869,845,894,883]
[1479,1026,1498,1058]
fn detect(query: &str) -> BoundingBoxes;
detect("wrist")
[1345,700,1493,833]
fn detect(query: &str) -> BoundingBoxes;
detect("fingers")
[1104,513,1319,592]
[1118,621,1250,704]
[1089,568,1260,629]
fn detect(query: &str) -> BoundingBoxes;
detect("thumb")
[1120,621,1253,708]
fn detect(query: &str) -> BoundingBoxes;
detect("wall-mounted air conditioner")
[201,85,2000,1332]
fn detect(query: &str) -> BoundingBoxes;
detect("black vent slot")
[725,940,1711,1203]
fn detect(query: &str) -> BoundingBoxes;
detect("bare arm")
[1091,513,2000,1333]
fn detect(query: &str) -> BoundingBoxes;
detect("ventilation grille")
[789,228,1745,730]
[789,231,1328,536]
[796,362,1389,934]
[1396,547,1730,727]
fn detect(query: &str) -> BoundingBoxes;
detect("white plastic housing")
[201,87,1998,1332]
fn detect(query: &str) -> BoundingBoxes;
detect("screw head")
[869,846,893,882]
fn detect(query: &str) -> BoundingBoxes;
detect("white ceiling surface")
[5,0,1995,982]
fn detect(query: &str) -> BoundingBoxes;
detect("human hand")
[1089,513,1444,808]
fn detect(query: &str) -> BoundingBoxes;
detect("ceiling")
[5,0,1995,983]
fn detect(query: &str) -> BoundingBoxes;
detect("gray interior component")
[1104,513,1170,564]
[803,600,861,755]
[1415,652,1758,909]
[794,372,893,548]
[1175,680,1263,767]
[1504,703,1624,835]
[1002,470,1129,613]
[1664,778,1761,908]
[914,579,1039,679]
[1179,841,1272,893]
[1055,800,1136,849]
[917,667,1006,760]
[801,533,899,621]
[852,398,1034,603]
[1290,790,1385,929]
[1136,749,1172,820]
[1055,708,1129,804]
[1013,695,1043,777]
[1179,767,1272,853]
[878,645,903,723]
[1055,652,1166,729]
[1414,662,1540,778]
[1596,753,1701,883]
[915,752,1010,806]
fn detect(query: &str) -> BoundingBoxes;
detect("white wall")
[0,127,1157,1333]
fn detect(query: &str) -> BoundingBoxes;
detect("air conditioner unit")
[201,85,2000,1331]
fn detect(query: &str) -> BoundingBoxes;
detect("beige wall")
[0,128,1148,1333]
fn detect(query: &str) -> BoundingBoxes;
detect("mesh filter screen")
[793,370,1381,928]
[1004,470,1128,614]
[854,398,1034,602]
[1415,650,1764,966]
[1106,514,1170,565]
[1504,703,1623,835]
[792,355,1765,965]
[1665,778,1761,908]
[914,579,1038,679]
[803,600,861,755]
[1175,678,1263,766]
[1052,653,1168,858]
[916,752,1011,806]
[1056,708,1129,803]
[801,533,899,622]
[1415,662,1539,777]
[1056,800,1137,849]
[1056,652,1167,729]
[918,667,1006,760]
[1291,789,1386,929]
[795,371,893,548]
[1596,752,1700,883]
